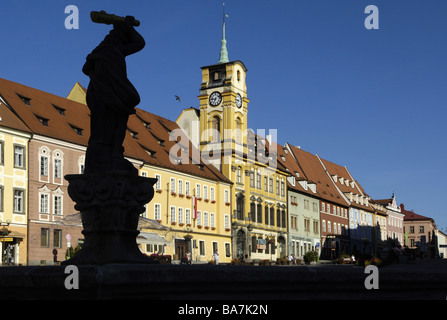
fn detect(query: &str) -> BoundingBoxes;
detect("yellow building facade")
[184,49,290,263]
[138,165,233,264]
[0,122,31,265]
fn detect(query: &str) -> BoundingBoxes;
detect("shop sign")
[0,237,13,242]
[257,239,266,250]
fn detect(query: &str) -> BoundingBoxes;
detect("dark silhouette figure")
[82,15,145,175]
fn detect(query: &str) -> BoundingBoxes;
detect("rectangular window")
[13,189,25,213]
[185,209,191,225]
[204,212,209,227]
[225,243,231,257]
[54,159,62,179]
[54,195,62,215]
[196,184,201,198]
[178,207,184,224]
[269,178,273,193]
[155,174,161,191]
[41,156,49,176]
[419,226,424,233]
[185,181,190,196]
[170,178,176,193]
[170,206,176,222]
[224,190,229,203]
[41,228,50,247]
[210,213,215,228]
[178,180,183,195]
[154,203,161,221]
[14,145,25,168]
[0,186,3,212]
[199,240,205,256]
[197,211,202,226]
[53,229,62,248]
[203,185,208,200]
[210,187,215,201]
[224,214,230,229]
[0,141,4,165]
[40,193,49,214]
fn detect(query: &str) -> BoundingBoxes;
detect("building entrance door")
[236,230,245,260]
[175,239,187,261]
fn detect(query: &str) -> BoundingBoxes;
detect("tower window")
[211,116,221,142]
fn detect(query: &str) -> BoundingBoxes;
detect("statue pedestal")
[62,171,158,265]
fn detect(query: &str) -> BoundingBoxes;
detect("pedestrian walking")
[213,250,219,265]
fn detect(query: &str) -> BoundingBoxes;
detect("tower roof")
[217,3,229,64]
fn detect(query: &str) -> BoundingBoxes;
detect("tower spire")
[218,2,229,64]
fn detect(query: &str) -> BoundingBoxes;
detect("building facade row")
[1,36,446,264]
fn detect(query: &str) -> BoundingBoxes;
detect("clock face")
[235,93,242,108]
[209,91,222,106]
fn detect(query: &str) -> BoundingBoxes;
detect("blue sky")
[1,0,446,231]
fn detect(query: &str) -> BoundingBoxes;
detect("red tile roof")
[400,204,434,222]
[286,144,350,207]
[0,77,231,184]
[0,78,90,146]
[319,157,373,211]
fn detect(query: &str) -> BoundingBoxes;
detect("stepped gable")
[0,77,90,146]
[287,144,349,207]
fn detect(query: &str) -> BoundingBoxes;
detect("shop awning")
[137,232,171,246]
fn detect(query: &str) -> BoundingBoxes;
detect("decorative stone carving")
[62,171,158,265]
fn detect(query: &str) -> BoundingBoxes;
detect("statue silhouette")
[82,15,145,175]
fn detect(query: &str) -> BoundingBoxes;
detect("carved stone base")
[62,171,158,265]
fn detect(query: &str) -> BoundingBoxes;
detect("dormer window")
[128,128,138,139]
[69,124,83,136]
[35,114,49,127]
[53,104,66,116]
[17,93,31,105]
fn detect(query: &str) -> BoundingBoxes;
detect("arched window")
[211,116,220,142]
[235,117,242,143]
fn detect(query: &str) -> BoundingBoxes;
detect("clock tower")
[197,10,249,176]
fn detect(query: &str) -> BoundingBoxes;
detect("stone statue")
[82,11,145,175]
[63,12,158,265]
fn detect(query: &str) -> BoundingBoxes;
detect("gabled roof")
[319,157,373,212]
[400,204,434,223]
[286,144,349,207]
[0,77,90,146]
[277,143,318,197]
[0,77,232,184]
